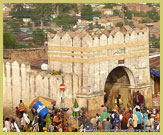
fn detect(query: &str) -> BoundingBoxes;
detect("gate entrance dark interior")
[104,66,133,110]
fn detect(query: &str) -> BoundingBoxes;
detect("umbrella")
[25,96,56,109]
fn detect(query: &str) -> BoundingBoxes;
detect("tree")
[31,4,56,26]
[133,11,146,17]
[4,18,23,33]
[32,28,46,45]
[81,5,101,21]
[115,22,123,28]
[59,4,78,14]
[146,8,160,22]
[125,21,135,28]
[54,13,77,31]
[140,18,152,23]
[3,32,19,49]
[104,3,116,9]
[10,4,31,19]
[113,9,120,16]
[149,35,160,48]
[125,8,132,19]
[81,5,94,21]
[93,10,101,17]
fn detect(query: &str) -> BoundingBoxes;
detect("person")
[146,114,152,130]
[100,105,105,115]
[3,121,7,132]
[138,93,144,110]
[38,116,44,132]
[143,110,148,129]
[127,114,134,131]
[121,110,132,129]
[10,119,20,132]
[135,108,143,130]
[133,94,137,106]
[100,108,108,124]
[153,116,159,130]
[18,100,26,116]
[20,116,26,131]
[4,118,11,132]
[150,114,155,130]
[115,95,123,111]
[95,113,100,127]
[136,91,140,105]
[51,102,57,112]
[133,104,140,114]
[112,111,121,129]
[16,107,20,117]
[104,117,112,131]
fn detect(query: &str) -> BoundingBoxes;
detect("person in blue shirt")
[135,108,143,130]
[143,110,148,129]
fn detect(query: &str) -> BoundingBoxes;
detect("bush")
[3,32,20,49]
[32,28,46,45]
[115,22,123,28]
[140,18,152,23]
[150,36,160,48]
[113,9,120,16]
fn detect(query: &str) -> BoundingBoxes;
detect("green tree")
[3,32,19,49]
[140,18,153,23]
[31,4,56,26]
[113,9,120,16]
[104,3,116,9]
[81,5,101,21]
[115,22,123,28]
[32,28,46,45]
[125,21,135,28]
[59,4,78,14]
[81,5,94,21]
[146,8,160,22]
[93,10,101,17]
[10,4,31,19]
[88,23,94,30]
[4,18,23,33]
[125,8,132,19]
[150,35,160,48]
[54,13,77,31]
[133,11,146,17]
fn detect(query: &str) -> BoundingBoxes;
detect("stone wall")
[3,47,47,62]
[3,61,78,117]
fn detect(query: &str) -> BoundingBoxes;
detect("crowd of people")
[3,92,160,132]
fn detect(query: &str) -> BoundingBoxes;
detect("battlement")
[48,26,149,44]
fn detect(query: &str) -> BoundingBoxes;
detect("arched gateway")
[104,66,135,109]
[47,26,152,117]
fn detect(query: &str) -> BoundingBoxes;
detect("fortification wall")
[3,47,47,62]
[3,61,78,117]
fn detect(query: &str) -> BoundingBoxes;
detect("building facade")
[48,26,152,116]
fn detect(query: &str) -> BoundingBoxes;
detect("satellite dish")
[41,63,48,70]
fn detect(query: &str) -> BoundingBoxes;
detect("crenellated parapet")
[47,26,149,72]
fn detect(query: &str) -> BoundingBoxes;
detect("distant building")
[93,18,112,28]
[100,8,113,16]
[126,3,152,13]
